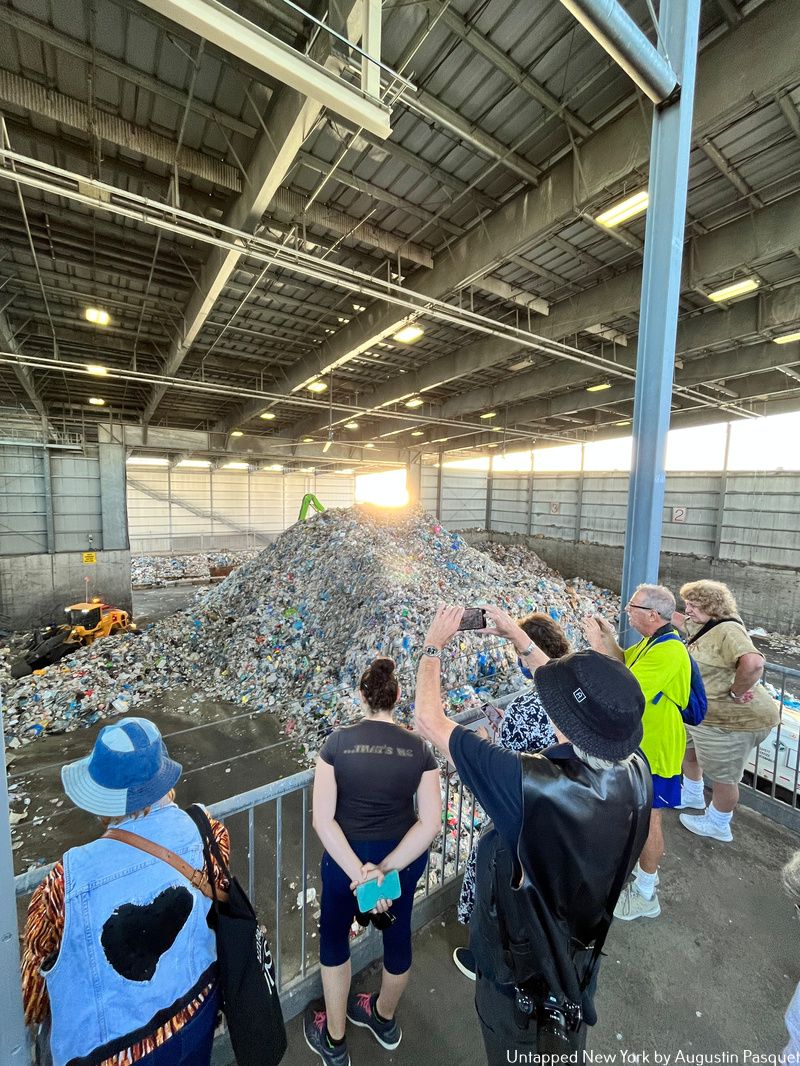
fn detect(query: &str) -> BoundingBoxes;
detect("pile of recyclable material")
[131,549,260,588]
[2,507,624,760]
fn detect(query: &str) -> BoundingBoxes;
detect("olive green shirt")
[686,620,780,731]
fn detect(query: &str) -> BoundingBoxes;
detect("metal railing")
[8,664,800,1055]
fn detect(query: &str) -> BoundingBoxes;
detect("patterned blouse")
[22,814,230,1066]
[457,684,555,924]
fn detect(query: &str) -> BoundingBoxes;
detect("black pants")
[475,974,587,1066]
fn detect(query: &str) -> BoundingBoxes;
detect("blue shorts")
[652,773,681,809]
[319,840,427,974]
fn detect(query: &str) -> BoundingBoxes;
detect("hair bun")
[371,657,395,675]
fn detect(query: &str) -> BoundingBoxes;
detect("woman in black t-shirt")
[304,657,441,1066]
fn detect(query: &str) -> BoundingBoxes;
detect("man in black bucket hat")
[415,605,652,1065]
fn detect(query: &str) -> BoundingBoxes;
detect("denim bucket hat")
[61,717,182,817]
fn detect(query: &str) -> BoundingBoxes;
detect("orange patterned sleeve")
[21,862,65,1025]
[208,816,231,893]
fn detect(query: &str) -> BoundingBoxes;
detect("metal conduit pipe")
[556,0,680,105]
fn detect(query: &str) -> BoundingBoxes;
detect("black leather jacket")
[471,745,651,1024]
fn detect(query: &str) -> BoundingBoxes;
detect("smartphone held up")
[458,607,486,631]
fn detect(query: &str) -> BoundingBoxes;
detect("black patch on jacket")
[101,886,193,981]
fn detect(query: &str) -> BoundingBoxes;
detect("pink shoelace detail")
[354,993,373,1015]
[312,1009,327,1032]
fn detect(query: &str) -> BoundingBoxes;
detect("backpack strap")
[685,617,743,646]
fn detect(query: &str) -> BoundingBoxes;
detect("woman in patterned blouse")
[453,613,571,980]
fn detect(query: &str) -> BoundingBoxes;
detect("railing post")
[1,704,29,1064]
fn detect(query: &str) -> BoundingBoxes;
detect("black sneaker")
[453,946,476,980]
[303,1006,351,1065]
[346,991,402,1050]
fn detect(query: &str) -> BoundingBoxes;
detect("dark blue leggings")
[319,841,428,974]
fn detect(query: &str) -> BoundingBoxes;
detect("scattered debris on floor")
[131,549,261,588]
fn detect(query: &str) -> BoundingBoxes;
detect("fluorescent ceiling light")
[223,461,249,469]
[84,307,110,326]
[411,430,424,437]
[586,382,612,393]
[509,358,534,372]
[595,190,649,228]
[230,430,244,437]
[615,420,631,427]
[176,459,211,468]
[88,396,106,405]
[364,442,375,449]
[126,456,169,466]
[335,468,354,474]
[260,411,276,420]
[431,436,448,443]
[353,303,366,312]
[480,411,497,420]
[302,437,314,443]
[308,380,328,393]
[486,443,499,448]
[338,316,350,324]
[773,329,800,345]
[345,421,360,430]
[404,396,424,409]
[393,325,424,343]
[85,364,108,376]
[300,466,315,473]
[267,463,283,471]
[707,278,759,302]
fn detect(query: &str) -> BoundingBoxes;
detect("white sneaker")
[613,882,661,921]
[677,788,706,810]
[679,811,733,842]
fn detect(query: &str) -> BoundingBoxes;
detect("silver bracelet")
[520,641,535,657]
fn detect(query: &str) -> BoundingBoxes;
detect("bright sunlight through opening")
[355,468,409,507]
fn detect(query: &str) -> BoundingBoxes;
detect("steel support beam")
[0,310,51,430]
[555,0,679,105]
[263,1,800,441]
[142,0,363,424]
[137,0,391,138]
[618,0,699,627]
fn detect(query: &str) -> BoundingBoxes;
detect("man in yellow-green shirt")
[584,584,690,922]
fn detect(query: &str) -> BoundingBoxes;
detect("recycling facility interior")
[2,0,800,1056]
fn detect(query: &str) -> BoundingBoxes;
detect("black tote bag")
[187,805,287,1066]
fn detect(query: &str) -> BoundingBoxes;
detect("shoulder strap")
[686,617,742,646]
[102,827,219,900]
[185,804,233,902]
[628,628,679,667]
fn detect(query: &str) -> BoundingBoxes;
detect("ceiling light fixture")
[509,358,534,372]
[773,329,800,345]
[615,420,631,427]
[707,278,760,303]
[85,364,108,376]
[411,430,424,437]
[223,461,249,470]
[267,464,283,471]
[586,382,612,393]
[126,456,170,466]
[88,396,106,406]
[364,442,375,449]
[308,380,328,393]
[393,325,424,344]
[176,459,211,468]
[595,190,649,228]
[404,396,424,409]
[230,430,244,437]
[344,421,360,430]
[480,411,497,420]
[260,412,276,421]
[300,466,315,473]
[84,307,110,326]
[302,437,314,443]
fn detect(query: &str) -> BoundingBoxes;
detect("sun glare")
[355,468,409,507]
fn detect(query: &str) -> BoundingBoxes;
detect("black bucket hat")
[535,650,644,760]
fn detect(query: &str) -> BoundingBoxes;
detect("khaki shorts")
[685,723,771,784]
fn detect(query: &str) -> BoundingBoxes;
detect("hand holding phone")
[458,607,486,631]
[355,869,401,912]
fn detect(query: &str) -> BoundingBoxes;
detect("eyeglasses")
[626,603,652,613]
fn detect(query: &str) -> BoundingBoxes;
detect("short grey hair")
[635,583,675,621]
[783,851,800,902]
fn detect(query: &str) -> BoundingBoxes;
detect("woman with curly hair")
[675,579,779,843]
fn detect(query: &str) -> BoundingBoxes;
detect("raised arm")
[482,604,551,670]
[414,605,464,758]
[583,615,625,661]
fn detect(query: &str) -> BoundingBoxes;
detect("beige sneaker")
[613,881,661,921]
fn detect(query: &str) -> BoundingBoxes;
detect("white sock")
[635,868,657,900]
[682,776,705,800]
[707,803,732,828]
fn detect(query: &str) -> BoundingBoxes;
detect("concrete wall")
[0,440,132,630]
[126,467,356,554]
[0,548,133,629]
[427,466,800,634]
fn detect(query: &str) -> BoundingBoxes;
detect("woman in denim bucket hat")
[22,717,231,1066]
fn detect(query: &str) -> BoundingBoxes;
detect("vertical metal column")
[574,444,585,542]
[0,706,28,1064]
[41,432,55,554]
[619,0,701,645]
[485,465,494,532]
[713,422,732,560]
[526,469,534,537]
[435,451,443,520]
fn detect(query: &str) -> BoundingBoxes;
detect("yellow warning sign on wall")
[82,551,97,564]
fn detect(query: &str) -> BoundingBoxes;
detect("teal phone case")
[356,869,401,911]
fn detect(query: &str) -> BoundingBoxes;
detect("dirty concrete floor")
[276,802,798,1065]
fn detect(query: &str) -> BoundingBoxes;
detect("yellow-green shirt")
[624,628,691,778]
